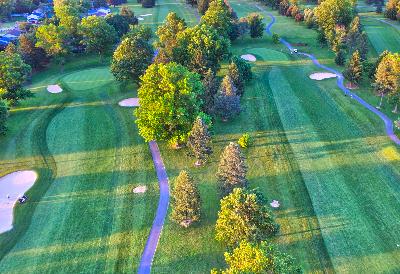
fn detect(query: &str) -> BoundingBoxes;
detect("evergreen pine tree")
[213,75,242,121]
[316,31,327,48]
[230,56,252,82]
[19,33,47,70]
[369,49,390,79]
[237,17,249,44]
[343,50,363,87]
[355,31,369,61]
[335,49,346,66]
[216,142,249,197]
[120,6,138,26]
[198,0,209,14]
[5,43,18,55]
[200,69,219,114]
[153,48,171,65]
[170,171,202,227]
[228,61,245,97]
[187,48,213,77]
[376,0,383,13]
[0,102,8,136]
[186,116,213,165]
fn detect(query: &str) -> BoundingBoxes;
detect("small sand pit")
[309,72,337,80]
[138,17,144,20]
[241,54,256,61]
[133,186,147,194]
[47,85,62,93]
[0,171,37,234]
[119,98,140,107]
[270,200,280,208]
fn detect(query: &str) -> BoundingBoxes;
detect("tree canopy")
[247,13,265,42]
[201,0,232,39]
[314,0,354,33]
[134,63,203,145]
[105,13,130,38]
[186,116,213,165]
[154,12,187,55]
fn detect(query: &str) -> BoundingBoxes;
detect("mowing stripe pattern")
[138,141,170,274]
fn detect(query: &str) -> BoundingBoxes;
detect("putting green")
[244,48,289,62]
[62,68,114,91]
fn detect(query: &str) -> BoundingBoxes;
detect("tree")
[186,48,215,77]
[228,61,245,97]
[335,49,346,66]
[153,48,171,65]
[124,24,154,42]
[19,32,47,70]
[213,75,242,122]
[120,6,138,26]
[278,0,289,15]
[107,0,122,7]
[79,16,119,62]
[201,0,232,39]
[314,0,354,33]
[36,24,72,71]
[110,37,154,84]
[247,13,265,42]
[198,0,209,15]
[56,6,82,54]
[369,50,389,79]
[215,188,280,249]
[105,13,130,38]
[272,32,280,43]
[376,0,383,13]
[172,24,230,75]
[343,50,363,87]
[384,0,397,20]
[355,31,369,61]
[5,43,18,55]
[230,56,252,82]
[0,101,8,135]
[200,69,219,114]
[134,63,203,145]
[0,0,13,20]
[0,52,33,106]
[93,0,108,8]
[211,240,303,274]
[54,0,91,13]
[373,53,398,109]
[142,0,155,8]
[170,171,202,227]
[316,31,328,48]
[186,116,213,165]
[154,12,187,55]
[237,17,249,43]
[215,142,248,197]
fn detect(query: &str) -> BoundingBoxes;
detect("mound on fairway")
[310,72,337,80]
[0,170,37,234]
[47,85,62,93]
[119,98,140,107]
[245,48,289,62]
[241,54,256,61]
[62,68,114,91]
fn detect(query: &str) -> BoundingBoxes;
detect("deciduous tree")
[170,171,202,227]
[215,142,248,197]
[201,0,232,39]
[105,13,130,38]
[124,24,154,42]
[247,13,265,42]
[79,16,119,62]
[154,12,187,55]
[19,32,47,70]
[237,17,249,43]
[120,6,138,26]
[110,37,154,84]
[314,0,354,32]
[0,52,33,106]
[186,116,213,165]
[134,63,203,145]
[215,188,279,249]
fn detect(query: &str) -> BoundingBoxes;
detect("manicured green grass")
[243,47,289,61]
[62,68,114,91]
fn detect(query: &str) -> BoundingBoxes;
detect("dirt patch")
[346,84,360,89]
[133,185,147,194]
[293,43,310,46]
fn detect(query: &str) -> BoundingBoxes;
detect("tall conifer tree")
[343,50,363,87]
[213,75,242,121]
[186,116,213,165]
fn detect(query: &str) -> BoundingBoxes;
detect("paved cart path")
[138,141,170,274]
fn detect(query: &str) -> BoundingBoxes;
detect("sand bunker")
[47,85,62,93]
[138,17,144,20]
[119,98,140,107]
[241,54,256,61]
[133,186,147,194]
[270,200,280,208]
[0,171,37,234]
[140,14,152,16]
[309,72,338,80]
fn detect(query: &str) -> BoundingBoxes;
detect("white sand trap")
[146,14,152,16]
[270,200,280,208]
[309,72,337,80]
[47,85,62,93]
[133,185,146,194]
[241,54,256,61]
[0,171,37,234]
[119,98,140,107]
[138,17,144,20]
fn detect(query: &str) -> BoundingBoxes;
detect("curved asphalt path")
[359,15,400,30]
[236,1,400,145]
[186,4,201,25]
[137,141,170,274]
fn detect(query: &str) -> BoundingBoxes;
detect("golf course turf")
[1,0,400,273]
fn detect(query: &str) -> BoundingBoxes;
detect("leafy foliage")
[134,63,203,144]
[238,133,252,148]
[79,16,119,62]
[211,240,303,274]
[123,24,154,42]
[343,50,363,86]
[237,17,249,43]
[19,32,47,70]
[199,69,219,114]
[215,142,248,197]
[229,56,252,82]
[54,0,91,13]
[247,13,265,42]
[120,6,138,26]
[228,61,245,97]
[170,171,202,227]
[0,52,33,106]
[105,13,130,38]
[355,31,369,61]
[186,116,213,165]
[154,12,187,55]
[0,101,8,136]
[201,0,232,39]
[110,37,154,84]
[213,75,242,121]
[314,0,354,32]
[215,188,279,249]
[334,49,346,66]
[142,0,155,8]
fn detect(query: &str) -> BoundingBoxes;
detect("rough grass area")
[62,68,114,91]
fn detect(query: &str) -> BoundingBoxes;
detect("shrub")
[294,13,304,22]
[238,133,252,148]
[286,6,293,17]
